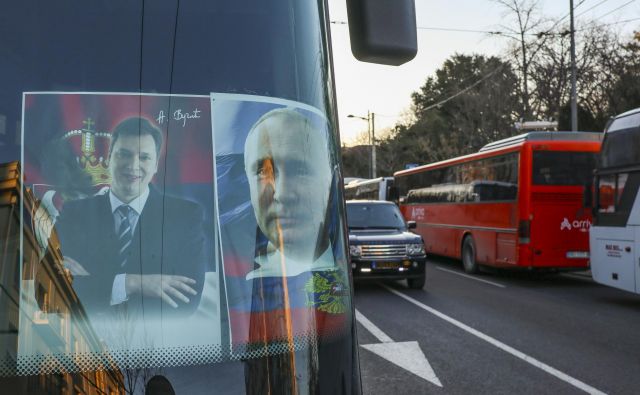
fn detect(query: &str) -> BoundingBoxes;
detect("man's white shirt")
[109,187,149,305]
[245,244,335,280]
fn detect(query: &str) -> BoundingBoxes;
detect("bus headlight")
[350,245,362,257]
[407,244,425,255]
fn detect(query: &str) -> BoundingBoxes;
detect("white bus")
[590,108,640,293]
[344,177,394,201]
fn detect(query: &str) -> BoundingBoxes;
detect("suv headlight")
[407,243,425,256]
[349,245,362,257]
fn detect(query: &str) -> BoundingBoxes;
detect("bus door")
[529,150,596,267]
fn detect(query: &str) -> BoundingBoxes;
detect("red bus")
[394,132,602,273]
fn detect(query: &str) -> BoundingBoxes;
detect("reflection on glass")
[616,173,628,207]
[598,175,616,213]
[1,162,126,394]
[212,95,351,393]
[244,108,335,277]
[13,93,221,390]
[0,0,357,392]
[399,153,519,204]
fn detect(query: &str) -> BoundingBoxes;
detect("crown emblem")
[62,118,112,186]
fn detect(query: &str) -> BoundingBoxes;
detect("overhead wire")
[575,0,615,18]
[330,20,524,38]
[599,15,640,26]
[419,65,508,113]
[338,1,639,119]
[590,0,637,20]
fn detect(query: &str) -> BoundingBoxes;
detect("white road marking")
[355,309,442,387]
[435,266,507,288]
[361,342,443,387]
[383,285,607,395]
[355,309,393,343]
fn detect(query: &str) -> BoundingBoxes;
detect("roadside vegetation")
[342,0,640,177]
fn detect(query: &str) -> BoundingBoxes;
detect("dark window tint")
[0,0,332,164]
[600,128,640,169]
[346,203,406,229]
[532,151,597,186]
[398,153,519,204]
[595,171,640,227]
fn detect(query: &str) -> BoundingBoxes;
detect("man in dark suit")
[55,117,205,317]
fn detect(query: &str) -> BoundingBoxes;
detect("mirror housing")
[346,0,418,65]
[407,220,417,230]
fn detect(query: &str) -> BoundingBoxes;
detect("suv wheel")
[462,235,479,274]
[407,274,425,289]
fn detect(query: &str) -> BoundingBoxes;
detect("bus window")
[597,175,616,213]
[600,128,640,168]
[0,1,417,393]
[532,151,598,186]
[598,173,631,214]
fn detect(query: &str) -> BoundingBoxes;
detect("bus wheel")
[462,236,479,274]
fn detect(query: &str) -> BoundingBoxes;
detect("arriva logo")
[411,207,425,220]
[560,218,591,232]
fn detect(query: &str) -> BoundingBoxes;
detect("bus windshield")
[600,128,640,169]
[0,1,358,394]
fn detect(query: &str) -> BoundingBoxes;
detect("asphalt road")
[354,256,640,395]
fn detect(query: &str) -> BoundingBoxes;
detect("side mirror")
[346,0,418,65]
[407,221,417,230]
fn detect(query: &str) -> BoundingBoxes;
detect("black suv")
[346,200,427,289]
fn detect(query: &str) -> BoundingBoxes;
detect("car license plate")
[566,251,589,259]
[372,261,400,269]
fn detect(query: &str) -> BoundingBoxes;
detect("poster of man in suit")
[210,94,351,363]
[18,92,352,376]
[20,92,221,371]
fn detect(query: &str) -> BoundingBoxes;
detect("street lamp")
[347,112,376,178]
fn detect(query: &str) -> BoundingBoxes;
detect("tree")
[526,23,640,130]
[372,54,520,174]
[340,144,370,178]
[606,32,640,115]
[494,0,549,120]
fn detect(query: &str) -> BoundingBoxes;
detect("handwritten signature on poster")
[156,108,202,127]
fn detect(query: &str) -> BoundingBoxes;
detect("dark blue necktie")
[116,205,133,267]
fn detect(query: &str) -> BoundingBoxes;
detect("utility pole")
[570,0,578,131]
[370,112,376,179]
[348,111,376,179]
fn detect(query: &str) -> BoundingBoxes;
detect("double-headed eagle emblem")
[304,270,349,314]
